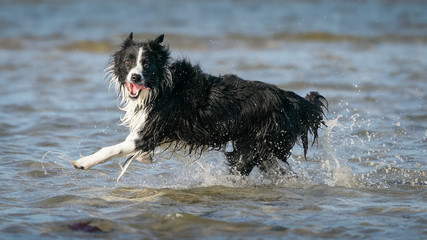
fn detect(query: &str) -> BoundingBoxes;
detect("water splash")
[41,151,74,174]
[316,113,427,188]
[319,116,359,187]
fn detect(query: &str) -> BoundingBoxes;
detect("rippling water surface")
[1,0,426,239]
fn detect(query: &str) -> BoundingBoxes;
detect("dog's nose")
[131,73,142,83]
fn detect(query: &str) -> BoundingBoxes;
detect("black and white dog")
[72,33,327,176]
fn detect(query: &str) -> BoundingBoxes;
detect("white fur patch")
[106,47,152,134]
[126,47,144,84]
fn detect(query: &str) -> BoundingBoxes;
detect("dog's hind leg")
[226,151,259,176]
[72,133,138,170]
[258,158,296,176]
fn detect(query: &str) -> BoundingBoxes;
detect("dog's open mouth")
[126,82,150,98]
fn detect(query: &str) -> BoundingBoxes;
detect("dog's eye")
[124,60,131,66]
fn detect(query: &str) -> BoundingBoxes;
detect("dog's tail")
[301,91,328,159]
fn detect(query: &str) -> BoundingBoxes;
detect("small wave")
[59,40,116,53]
[0,38,24,50]
[3,31,427,53]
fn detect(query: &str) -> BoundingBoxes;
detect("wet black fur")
[112,33,328,176]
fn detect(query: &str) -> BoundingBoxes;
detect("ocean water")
[0,0,426,239]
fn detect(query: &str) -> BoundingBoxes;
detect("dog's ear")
[123,32,134,47]
[154,34,164,45]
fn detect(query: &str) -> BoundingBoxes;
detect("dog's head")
[109,33,171,102]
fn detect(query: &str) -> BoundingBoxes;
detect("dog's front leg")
[72,133,138,170]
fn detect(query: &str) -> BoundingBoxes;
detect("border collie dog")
[72,33,327,176]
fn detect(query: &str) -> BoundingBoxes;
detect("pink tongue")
[126,82,148,97]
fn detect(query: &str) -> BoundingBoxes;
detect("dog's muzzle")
[131,73,142,83]
[126,74,150,98]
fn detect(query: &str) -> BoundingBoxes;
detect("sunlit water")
[1,0,426,239]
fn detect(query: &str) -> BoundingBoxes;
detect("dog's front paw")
[72,155,93,170]
[71,161,86,170]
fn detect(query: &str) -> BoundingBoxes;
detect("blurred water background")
[0,0,426,239]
